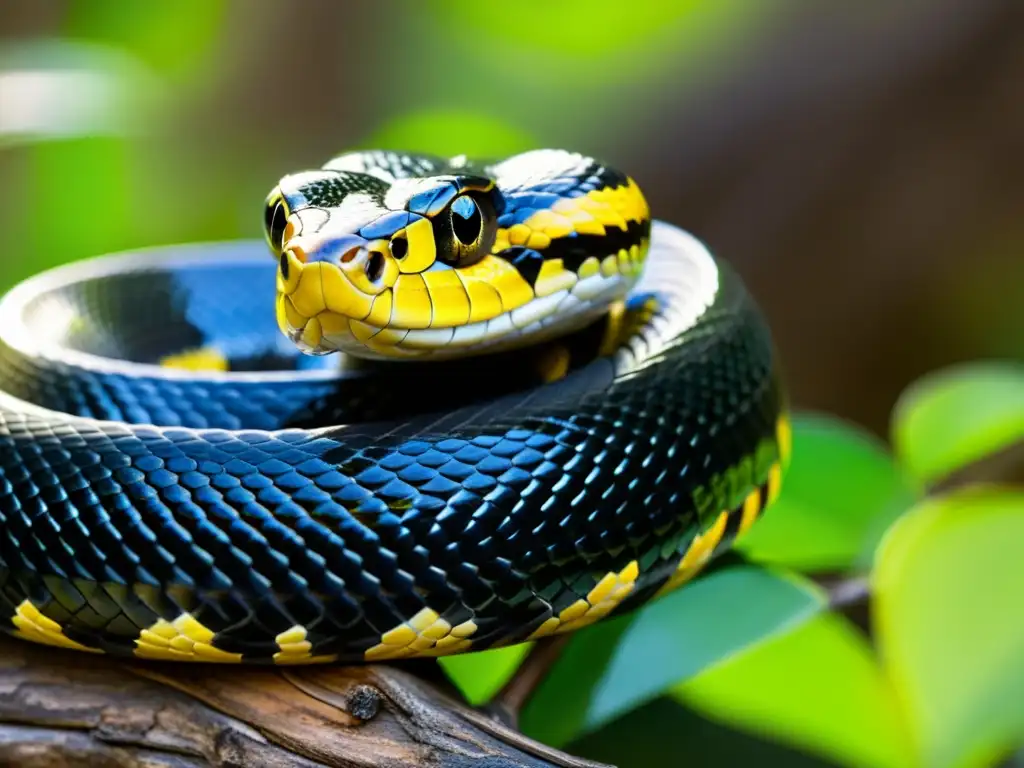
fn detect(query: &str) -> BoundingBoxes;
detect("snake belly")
[0,150,789,664]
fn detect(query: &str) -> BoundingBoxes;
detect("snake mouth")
[276,210,650,359]
[277,252,640,360]
[276,255,383,355]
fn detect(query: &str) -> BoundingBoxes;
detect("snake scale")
[0,149,788,664]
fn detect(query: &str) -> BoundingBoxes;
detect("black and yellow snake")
[0,149,788,664]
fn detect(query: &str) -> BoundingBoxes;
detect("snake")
[0,149,788,665]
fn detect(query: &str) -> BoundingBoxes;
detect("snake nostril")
[366,252,385,282]
[340,247,361,264]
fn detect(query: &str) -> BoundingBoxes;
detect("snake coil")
[0,150,787,664]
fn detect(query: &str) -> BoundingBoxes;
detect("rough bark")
[0,635,606,768]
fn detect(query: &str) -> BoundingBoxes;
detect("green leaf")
[431,0,761,58]
[874,487,1024,767]
[520,564,825,748]
[362,110,537,160]
[736,413,918,571]
[674,613,913,768]
[439,643,532,707]
[570,697,841,768]
[64,0,228,81]
[892,361,1024,486]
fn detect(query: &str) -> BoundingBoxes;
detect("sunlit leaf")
[737,413,918,571]
[520,564,824,748]
[426,0,768,62]
[892,362,1024,487]
[519,613,629,749]
[0,40,170,289]
[874,487,1024,768]
[64,0,228,80]
[439,643,532,707]
[12,138,138,290]
[674,613,913,768]
[362,110,537,160]
[391,1,779,149]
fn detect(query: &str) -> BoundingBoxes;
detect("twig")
[484,637,572,730]
[826,576,871,610]
[928,440,1024,498]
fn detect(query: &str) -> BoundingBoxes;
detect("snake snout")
[294,235,390,288]
[290,234,363,267]
[275,233,399,356]
[334,243,386,285]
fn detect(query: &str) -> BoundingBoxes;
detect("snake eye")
[451,196,482,245]
[264,197,288,255]
[390,234,408,260]
[437,193,496,268]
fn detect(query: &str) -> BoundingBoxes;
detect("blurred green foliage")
[0,0,768,290]
[674,613,914,768]
[736,413,919,571]
[520,564,823,748]
[507,363,1023,767]
[435,0,753,58]
[874,488,1024,768]
[439,643,533,707]
[63,0,228,81]
[363,110,538,160]
[892,362,1024,487]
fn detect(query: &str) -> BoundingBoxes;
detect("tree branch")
[484,637,571,730]
[0,635,609,768]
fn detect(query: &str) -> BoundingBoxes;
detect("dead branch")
[0,635,609,768]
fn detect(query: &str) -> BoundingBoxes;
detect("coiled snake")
[0,149,788,664]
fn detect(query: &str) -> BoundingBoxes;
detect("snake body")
[0,150,787,664]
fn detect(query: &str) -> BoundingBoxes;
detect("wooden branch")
[0,635,609,768]
[485,637,571,730]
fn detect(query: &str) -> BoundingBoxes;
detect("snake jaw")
[276,248,396,357]
[276,235,645,360]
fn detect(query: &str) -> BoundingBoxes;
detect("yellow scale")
[654,413,793,599]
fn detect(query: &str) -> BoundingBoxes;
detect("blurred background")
[1,2,1022,763]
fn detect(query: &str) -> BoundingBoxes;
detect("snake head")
[264,165,509,359]
[264,150,651,360]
